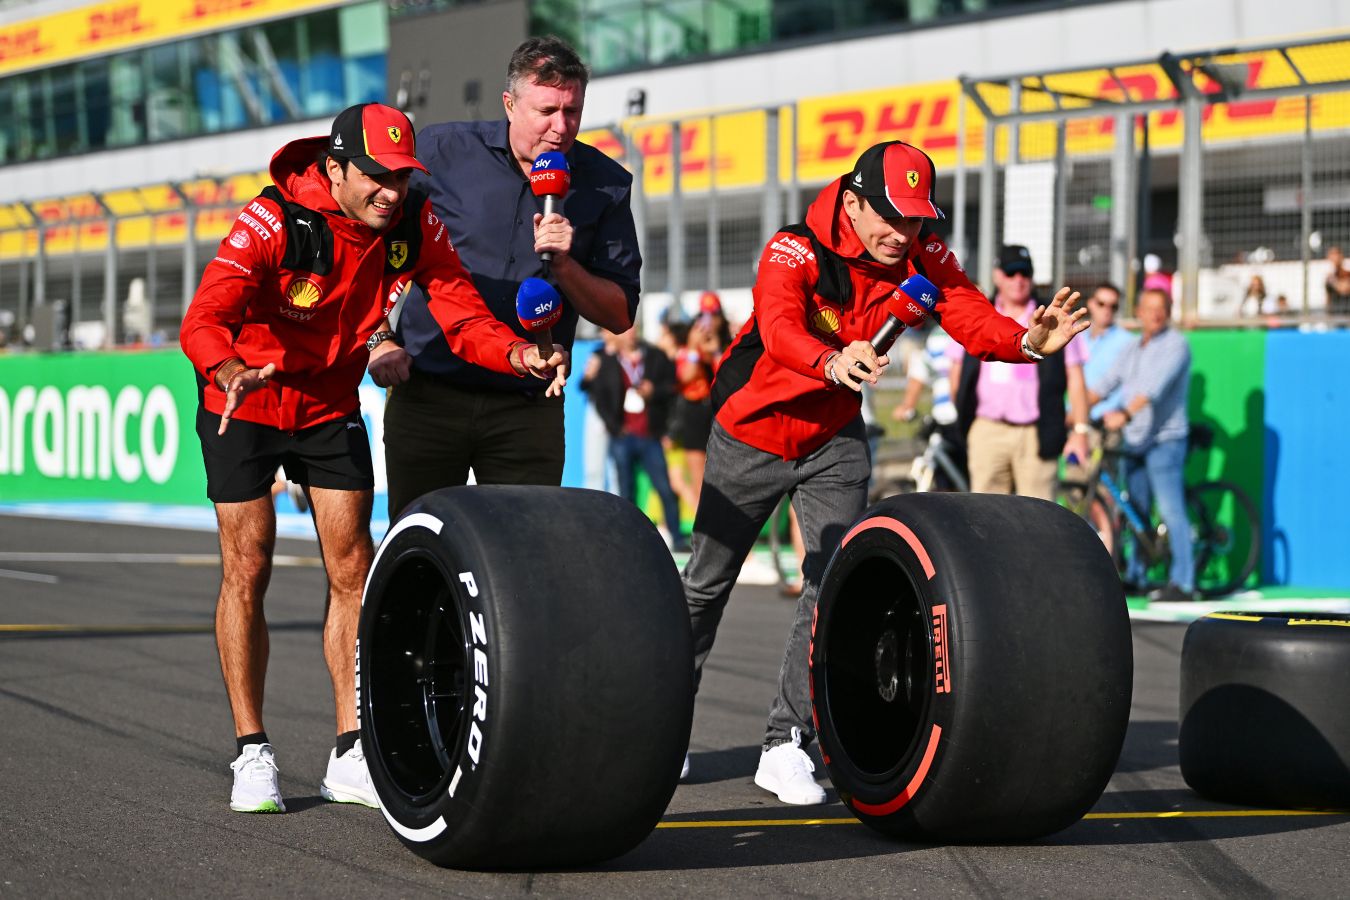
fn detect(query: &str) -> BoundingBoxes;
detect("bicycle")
[1056,424,1260,598]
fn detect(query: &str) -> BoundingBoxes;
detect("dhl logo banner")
[0,0,344,78]
[580,49,1350,197]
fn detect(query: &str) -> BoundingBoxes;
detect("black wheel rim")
[366,550,470,805]
[821,550,932,783]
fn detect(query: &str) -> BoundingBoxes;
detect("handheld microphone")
[529,151,571,270]
[515,276,563,362]
[869,274,940,356]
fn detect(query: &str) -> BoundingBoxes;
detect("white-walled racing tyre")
[358,486,694,869]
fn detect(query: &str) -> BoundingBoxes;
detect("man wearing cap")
[949,245,1091,499]
[681,141,1088,803]
[382,35,642,517]
[181,102,564,815]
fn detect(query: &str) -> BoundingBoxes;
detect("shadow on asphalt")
[1113,719,1180,773]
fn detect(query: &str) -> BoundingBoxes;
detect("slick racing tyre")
[358,486,694,869]
[1180,612,1350,808]
[810,493,1133,841]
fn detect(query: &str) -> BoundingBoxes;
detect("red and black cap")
[846,141,943,219]
[329,103,427,176]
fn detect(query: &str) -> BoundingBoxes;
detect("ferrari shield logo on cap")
[388,126,402,144]
[907,170,920,189]
[387,241,409,270]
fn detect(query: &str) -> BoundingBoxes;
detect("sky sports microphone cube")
[516,277,563,360]
[894,273,939,328]
[530,151,571,202]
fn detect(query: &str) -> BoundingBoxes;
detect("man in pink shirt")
[949,245,1089,499]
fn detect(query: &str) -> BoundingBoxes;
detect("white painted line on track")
[0,552,321,567]
[0,568,60,584]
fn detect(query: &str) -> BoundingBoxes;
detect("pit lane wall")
[0,332,1345,589]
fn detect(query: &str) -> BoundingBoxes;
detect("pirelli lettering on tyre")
[448,570,488,799]
[932,604,951,694]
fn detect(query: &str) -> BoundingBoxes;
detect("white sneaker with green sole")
[230,743,285,813]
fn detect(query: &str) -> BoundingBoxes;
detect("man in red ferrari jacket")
[181,103,564,815]
[681,141,1088,803]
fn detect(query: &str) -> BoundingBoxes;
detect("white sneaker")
[754,727,827,805]
[680,752,690,781]
[230,743,285,813]
[320,738,380,808]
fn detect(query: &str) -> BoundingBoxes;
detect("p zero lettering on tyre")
[810,493,1133,842]
[1180,612,1350,808]
[358,486,694,869]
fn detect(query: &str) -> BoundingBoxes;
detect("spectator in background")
[665,299,725,516]
[1087,288,1193,602]
[1080,283,1135,421]
[1326,246,1350,315]
[582,326,688,551]
[1241,274,1274,317]
[951,245,1090,500]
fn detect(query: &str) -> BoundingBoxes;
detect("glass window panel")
[146,43,190,140]
[79,58,112,152]
[301,11,345,116]
[106,53,145,147]
[339,2,389,106]
[51,66,82,155]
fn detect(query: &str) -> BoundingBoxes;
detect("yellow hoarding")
[0,0,345,78]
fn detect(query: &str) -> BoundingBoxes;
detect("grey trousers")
[683,417,871,749]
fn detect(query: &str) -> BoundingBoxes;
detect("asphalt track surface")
[1,513,1346,898]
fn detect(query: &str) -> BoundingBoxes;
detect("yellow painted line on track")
[0,553,321,567]
[0,623,215,634]
[657,810,1346,829]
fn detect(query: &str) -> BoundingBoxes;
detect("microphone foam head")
[516,277,563,331]
[530,151,571,198]
[897,274,939,309]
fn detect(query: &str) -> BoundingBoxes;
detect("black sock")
[335,730,359,757]
[237,731,269,755]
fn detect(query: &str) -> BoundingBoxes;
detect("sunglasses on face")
[1092,298,1119,310]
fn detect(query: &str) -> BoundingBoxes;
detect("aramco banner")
[0,350,204,504]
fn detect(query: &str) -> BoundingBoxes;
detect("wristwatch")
[365,331,396,352]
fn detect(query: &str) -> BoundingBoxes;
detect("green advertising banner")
[0,349,208,505]
[1184,330,1266,500]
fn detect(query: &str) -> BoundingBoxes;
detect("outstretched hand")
[218,362,277,435]
[1026,287,1089,357]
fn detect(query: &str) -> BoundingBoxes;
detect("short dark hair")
[1092,282,1121,298]
[317,150,350,175]
[507,36,588,94]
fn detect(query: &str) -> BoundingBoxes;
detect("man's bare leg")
[307,486,374,734]
[214,496,277,737]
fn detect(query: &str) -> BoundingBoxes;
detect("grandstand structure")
[1,0,1348,346]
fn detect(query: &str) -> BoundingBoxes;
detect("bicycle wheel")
[1187,480,1260,597]
[1056,480,1119,565]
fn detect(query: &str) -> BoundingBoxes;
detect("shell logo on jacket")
[284,278,323,314]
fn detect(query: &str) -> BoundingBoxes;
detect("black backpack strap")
[382,187,428,274]
[780,222,852,306]
[259,185,333,277]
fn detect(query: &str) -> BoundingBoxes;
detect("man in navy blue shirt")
[384,36,642,518]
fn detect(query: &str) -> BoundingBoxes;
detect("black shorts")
[195,407,375,503]
[668,396,713,452]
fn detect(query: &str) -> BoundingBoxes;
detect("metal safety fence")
[2,32,1349,349]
